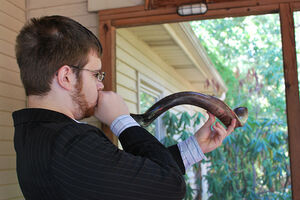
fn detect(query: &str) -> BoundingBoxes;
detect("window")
[138,74,164,140]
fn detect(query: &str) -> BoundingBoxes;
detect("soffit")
[126,22,227,96]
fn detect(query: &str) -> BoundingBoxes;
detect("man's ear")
[56,65,76,91]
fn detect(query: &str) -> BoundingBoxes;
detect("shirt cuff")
[110,115,140,137]
[177,135,207,170]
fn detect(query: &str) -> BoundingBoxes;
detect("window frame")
[98,1,300,198]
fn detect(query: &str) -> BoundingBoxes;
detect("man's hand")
[195,112,236,153]
[94,91,129,126]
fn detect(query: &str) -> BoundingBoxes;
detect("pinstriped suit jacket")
[13,108,186,200]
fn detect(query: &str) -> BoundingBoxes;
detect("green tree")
[187,14,291,199]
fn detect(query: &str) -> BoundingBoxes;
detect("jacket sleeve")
[52,125,186,200]
[167,144,186,174]
[120,126,185,174]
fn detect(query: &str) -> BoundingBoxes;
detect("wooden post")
[145,0,151,10]
[99,19,118,145]
[279,3,300,200]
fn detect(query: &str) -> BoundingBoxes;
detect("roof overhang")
[124,22,227,96]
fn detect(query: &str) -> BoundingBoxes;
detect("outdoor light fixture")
[177,2,208,16]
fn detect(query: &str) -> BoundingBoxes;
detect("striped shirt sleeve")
[110,115,206,170]
[177,136,207,169]
[110,115,140,137]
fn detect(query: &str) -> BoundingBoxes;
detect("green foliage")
[203,116,290,199]
[191,15,286,120]
[188,14,291,199]
[158,12,294,200]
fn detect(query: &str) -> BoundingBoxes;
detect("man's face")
[71,51,104,120]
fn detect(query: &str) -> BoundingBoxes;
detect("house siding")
[0,0,100,199]
[116,28,197,114]
[0,0,26,199]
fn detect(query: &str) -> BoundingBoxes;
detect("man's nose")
[97,81,104,91]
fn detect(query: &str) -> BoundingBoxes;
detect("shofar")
[130,91,248,129]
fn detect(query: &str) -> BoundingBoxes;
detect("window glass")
[139,90,158,136]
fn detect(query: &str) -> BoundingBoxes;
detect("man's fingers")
[205,112,216,127]
[215,122,227,137]
[211,123,226,145]
[226,119,236,136]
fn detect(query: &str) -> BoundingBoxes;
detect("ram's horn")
[130,91,248,129]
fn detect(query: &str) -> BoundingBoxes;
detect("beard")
[71,79,95,120]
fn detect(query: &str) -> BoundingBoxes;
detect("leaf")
[193,112,206,126]
[180,130,192,141]
[178,111,191,128]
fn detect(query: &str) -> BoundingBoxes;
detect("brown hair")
[15,15,102,96]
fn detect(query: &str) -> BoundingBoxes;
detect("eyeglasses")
[69,65,105,82]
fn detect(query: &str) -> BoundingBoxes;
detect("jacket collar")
[12,108,74,126]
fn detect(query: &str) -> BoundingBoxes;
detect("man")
[13,15,236,200]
